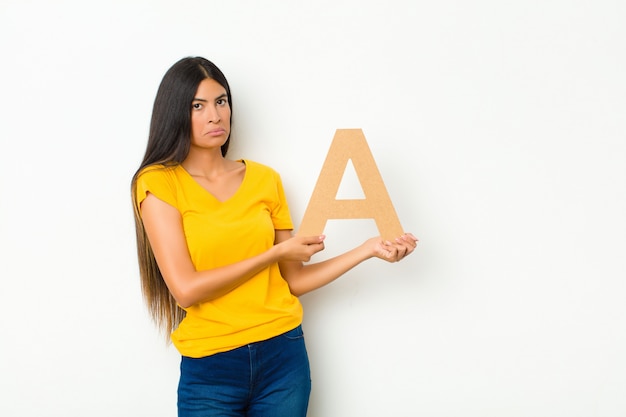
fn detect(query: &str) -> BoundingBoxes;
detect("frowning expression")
[190,78,231,151]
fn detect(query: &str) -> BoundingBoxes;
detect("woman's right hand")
[274,234,326,262]
[367,233,418,263]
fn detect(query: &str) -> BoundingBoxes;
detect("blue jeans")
[178,325,311,417]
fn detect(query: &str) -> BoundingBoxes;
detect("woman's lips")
[205,128,226,136]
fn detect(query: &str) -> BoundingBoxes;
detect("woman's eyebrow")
[192,93,227,102]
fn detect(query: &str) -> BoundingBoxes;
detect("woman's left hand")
[369,233,419,262]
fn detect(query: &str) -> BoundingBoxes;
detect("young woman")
[131,56,418,417]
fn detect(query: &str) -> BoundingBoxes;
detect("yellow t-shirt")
[135,160,303,358]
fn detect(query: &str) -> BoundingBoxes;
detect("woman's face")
[189,78,231,152]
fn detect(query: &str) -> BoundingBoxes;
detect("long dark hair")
[130,57,233,337]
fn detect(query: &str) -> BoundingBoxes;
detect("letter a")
[298,129,404,241]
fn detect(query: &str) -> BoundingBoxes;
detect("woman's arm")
[140,193,325,308]
[276,229,418,296]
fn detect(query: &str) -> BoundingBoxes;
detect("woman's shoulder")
[133,164,184,207]
[241,159,281,177]
[136,163,182,179]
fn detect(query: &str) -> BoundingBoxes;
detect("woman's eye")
[217,99,227,106]
[192,103,202,110]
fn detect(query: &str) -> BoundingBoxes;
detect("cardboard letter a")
[298,129,404,241]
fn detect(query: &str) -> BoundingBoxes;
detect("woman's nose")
[207,106,221,123]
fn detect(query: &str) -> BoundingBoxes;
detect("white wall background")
[1,0,625,416]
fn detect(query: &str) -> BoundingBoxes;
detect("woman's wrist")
[357,238,378,261]
[267,242,283,263]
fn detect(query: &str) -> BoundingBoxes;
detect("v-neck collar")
[178,159,247,204]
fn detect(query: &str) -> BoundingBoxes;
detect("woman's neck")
[181,148,230,178]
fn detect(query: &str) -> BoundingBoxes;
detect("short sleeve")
[134,165,179,212]
[271,170,294,230]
